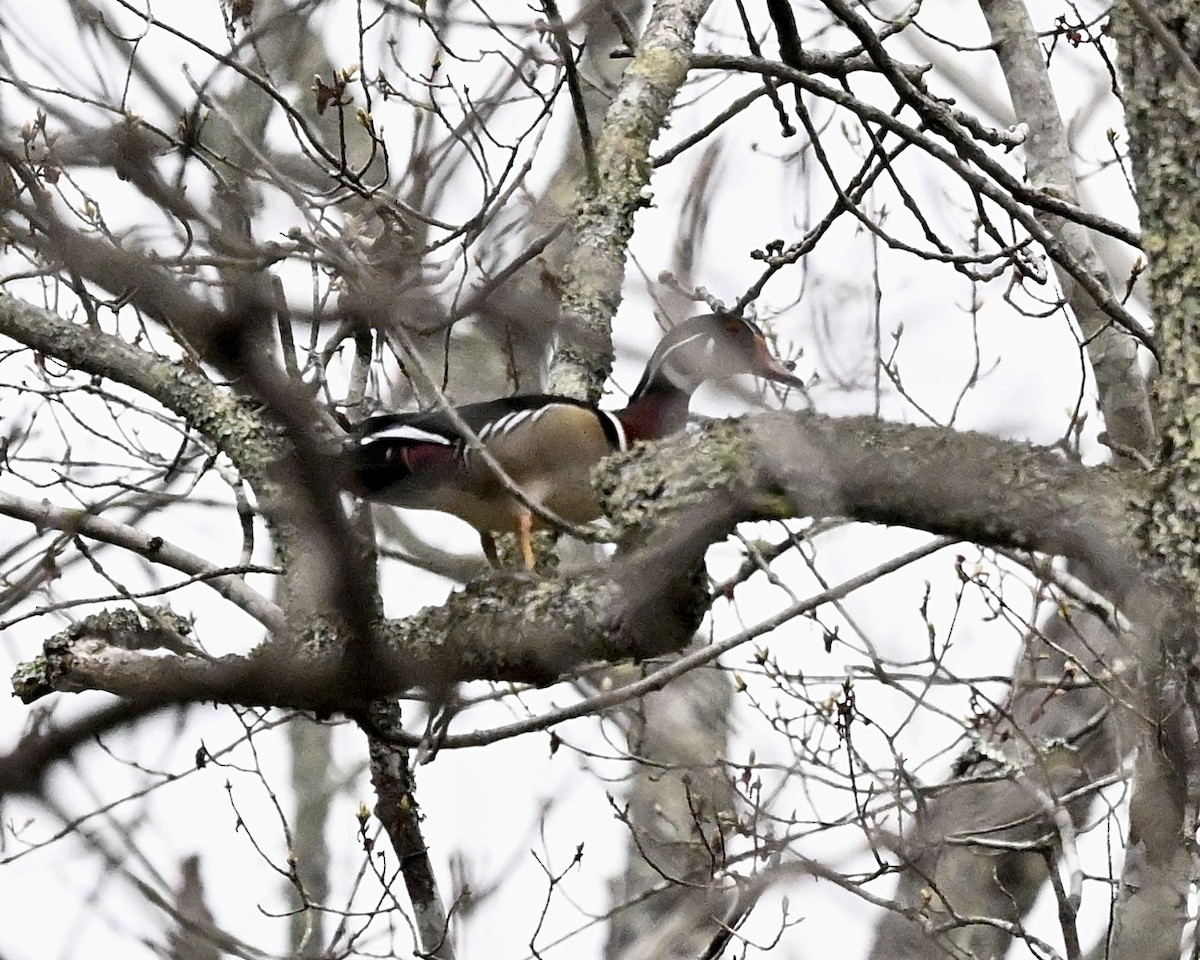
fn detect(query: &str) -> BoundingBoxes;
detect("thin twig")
[541,0,598,188]
[365,536,956,751]
[0,491,286,634]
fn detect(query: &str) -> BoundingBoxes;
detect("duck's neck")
[615,370,695,443]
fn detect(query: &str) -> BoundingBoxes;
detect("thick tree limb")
[980,0,1154,457]
[548,0,716,401]
[12,412,1153,709]
[866,7,1157,956]
[1109,5,1200,958]
[0,192,378,671]
[0,699,167,796]
[362,702,454,960]
[0,292,281,485]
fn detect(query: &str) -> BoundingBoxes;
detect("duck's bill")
[754,337,804,387]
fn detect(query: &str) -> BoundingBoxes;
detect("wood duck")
[345,314,802,569]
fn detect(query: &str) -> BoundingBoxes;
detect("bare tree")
[1,2,1196,959]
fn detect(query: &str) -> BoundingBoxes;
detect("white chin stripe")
[361,424,453,446]
[598,410,628,452]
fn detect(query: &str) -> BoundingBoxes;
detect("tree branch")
[12,412,1154,709]
[548,0,716,400]
[0,292,281,485]
[980,0,1155,456]
[361,702,455,959]
[0,491,285,634]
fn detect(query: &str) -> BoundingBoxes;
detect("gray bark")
[980,0,1154,458]
[1109,5,1200,959]
[548,0,716,401]
[7,400,1155,715]
[868,4,1157,955]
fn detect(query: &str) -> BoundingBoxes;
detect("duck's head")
[632,313,803,399]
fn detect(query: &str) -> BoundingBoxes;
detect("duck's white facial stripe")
[651,332,711,389]
[361,424,453,446]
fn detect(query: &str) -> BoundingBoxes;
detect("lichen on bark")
[1114,7,1200,586]
[548,0,715,402]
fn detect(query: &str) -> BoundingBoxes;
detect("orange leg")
[517,508,535,571]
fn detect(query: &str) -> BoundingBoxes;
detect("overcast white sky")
[0,1,1142,958]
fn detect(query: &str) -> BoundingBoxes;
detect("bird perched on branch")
[345,313,802,569]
